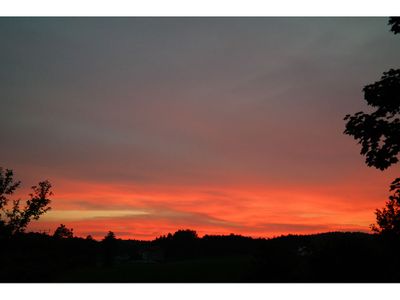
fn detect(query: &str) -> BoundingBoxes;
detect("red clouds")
[27,173,393,240]
[4,18,400,241]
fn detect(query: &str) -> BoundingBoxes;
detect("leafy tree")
[344,69,400,170]
[0,168,20,209]
[389,17,400,34]
[103,231,116,241]
[167,229,199,258]
[0,167,52,235]
[172,229,198,242]
[53,224,74,239]
[344,18,399,235]
[371,178,400,235]
[102,231,117,266]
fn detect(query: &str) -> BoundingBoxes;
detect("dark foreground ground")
[1,231,400,282]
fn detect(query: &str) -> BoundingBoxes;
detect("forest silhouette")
[1,17,400,283]
[2,227,400,282]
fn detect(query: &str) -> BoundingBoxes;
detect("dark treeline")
[1,229,400,282]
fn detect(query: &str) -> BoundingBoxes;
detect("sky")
[1,17,399,240]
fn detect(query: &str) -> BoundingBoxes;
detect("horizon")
[1,17,399,240]
[24,226,371,242]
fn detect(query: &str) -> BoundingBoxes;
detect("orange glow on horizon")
[26,176,388,240]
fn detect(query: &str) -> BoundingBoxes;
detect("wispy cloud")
[3,18,398,239]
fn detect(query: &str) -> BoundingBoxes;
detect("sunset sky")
[1,17,399,240]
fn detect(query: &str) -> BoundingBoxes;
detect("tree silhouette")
[172,229,198,242]
[0,167,53,235]
[53,224,74,239]
[389,17,400,34]
[371,178,400,235]
[344,18,399,235]
[344,69,400,170]
[0,168,20,209]
[103,231,116,241]
[102,231,117,266]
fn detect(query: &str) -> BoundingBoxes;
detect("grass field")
[56,255,255,283]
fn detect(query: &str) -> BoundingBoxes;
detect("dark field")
[57,256,254,282]
[1,230,400,283]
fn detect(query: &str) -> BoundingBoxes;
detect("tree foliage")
[371,178,400,235]
[103,231,116,241]
[172,229,198,241]
[0,168,21,207]
[344,69,400,170]
[389,17,400,34]
[344,18,400,236]
[0,167,52,235]
[102,231,117,266]
[53,224,74,239]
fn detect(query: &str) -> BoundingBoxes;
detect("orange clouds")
[26,174,392,240]
[3,18,400,242]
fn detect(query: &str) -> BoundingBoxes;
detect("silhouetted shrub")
[53,224,74,239]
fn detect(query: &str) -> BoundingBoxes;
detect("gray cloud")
[1,17,399,188]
